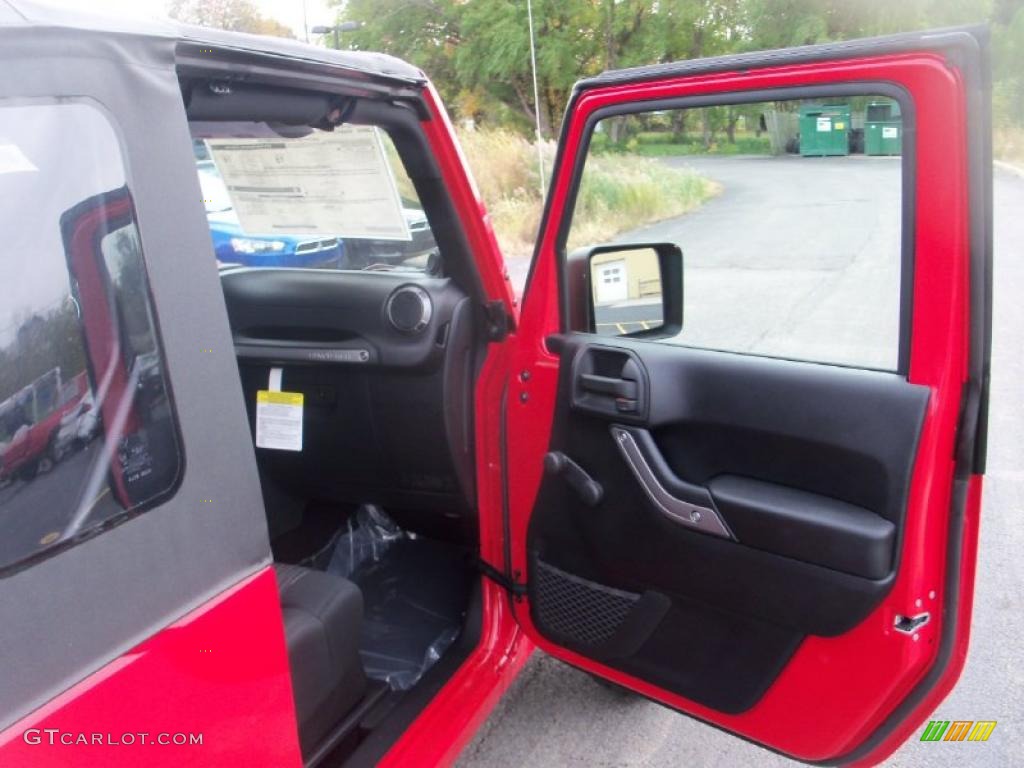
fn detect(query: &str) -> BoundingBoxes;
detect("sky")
[0,103,128,345]
[35,0,337,41]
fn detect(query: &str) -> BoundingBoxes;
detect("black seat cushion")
[275,563,367,757]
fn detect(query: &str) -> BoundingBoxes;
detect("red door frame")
[503,52,979,764]
[373,83,533,767]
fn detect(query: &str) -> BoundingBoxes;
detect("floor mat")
[326,506,473,690]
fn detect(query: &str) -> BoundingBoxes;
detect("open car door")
[506,27,991,765]
[61,187,180,510]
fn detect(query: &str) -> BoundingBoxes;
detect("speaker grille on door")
[534,558,640,647]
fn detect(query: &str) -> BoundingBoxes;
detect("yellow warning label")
[257,390,304,406]
[835,121,845,130]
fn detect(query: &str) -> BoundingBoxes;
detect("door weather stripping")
[611,426,733,540]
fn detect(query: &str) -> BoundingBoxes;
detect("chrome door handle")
[611,426,734,540]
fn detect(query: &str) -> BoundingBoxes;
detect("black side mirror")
[566,242,682,339]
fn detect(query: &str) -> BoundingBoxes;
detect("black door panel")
[527,334,928,711]
[708,474,896,579]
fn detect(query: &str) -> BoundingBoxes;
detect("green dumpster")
[799,104,851,157]
[865,100,902,156]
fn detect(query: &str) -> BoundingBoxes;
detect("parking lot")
[0,440,119,567]
[462,158,1024,767]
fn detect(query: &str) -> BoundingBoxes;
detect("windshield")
[190,125,439,274]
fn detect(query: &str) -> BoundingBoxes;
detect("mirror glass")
[590,246,664,336]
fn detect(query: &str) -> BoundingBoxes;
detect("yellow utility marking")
[81,486,111,519]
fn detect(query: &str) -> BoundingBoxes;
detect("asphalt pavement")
[0,440,119,567]
[459,157,1024,768]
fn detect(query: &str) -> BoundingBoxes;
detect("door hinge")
[485,300,514,342]
[478,558,527,598]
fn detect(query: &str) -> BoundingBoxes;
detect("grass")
[592,130,772,157]
[568,153,720,250]
[457,129,719,259]
[995,125,1024,166]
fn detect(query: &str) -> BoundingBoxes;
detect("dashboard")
[222,268,470,371]
[221,268,481,538]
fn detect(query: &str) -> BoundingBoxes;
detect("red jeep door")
[507,27,991,764]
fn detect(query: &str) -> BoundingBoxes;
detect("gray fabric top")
[2,0,425,85]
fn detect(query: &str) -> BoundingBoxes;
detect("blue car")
[198,162,345,269]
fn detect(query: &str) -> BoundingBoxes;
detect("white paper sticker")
[816,117,832,132]
[255,390,304,451]
[268,367,283,392]
[0,144,37,174]
[882,126,899,139]
[206,126,411,240]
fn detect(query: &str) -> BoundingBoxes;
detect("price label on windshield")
[207,126,412,241]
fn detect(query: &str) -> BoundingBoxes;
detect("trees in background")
[168,0,293,37]
[329,0,1023,138]
[163,0,1022,140]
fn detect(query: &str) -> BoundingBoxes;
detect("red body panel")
[420,82,519,321]
[0,404,67,479]
[0,567,303,767]
[506,54,977,762]
[375,84,534,768]
[0,371,85,480]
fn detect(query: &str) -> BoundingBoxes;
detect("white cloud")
[37,0,337,40]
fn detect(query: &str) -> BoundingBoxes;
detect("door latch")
[894,613,930,634]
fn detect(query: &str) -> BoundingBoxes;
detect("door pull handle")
[544,451,604,507]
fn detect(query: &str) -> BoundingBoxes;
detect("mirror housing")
[566,242,682,339]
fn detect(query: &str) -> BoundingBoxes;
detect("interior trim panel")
[708,474,896,579]
[527,334,929,713]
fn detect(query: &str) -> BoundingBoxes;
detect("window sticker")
[206,126,412,241]
[0,143,37,174]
